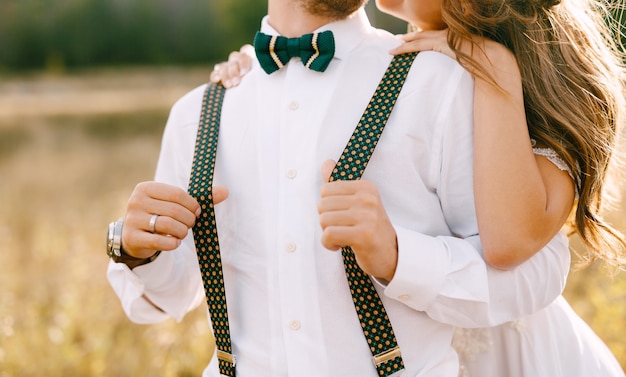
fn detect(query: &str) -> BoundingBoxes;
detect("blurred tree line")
[0,0,405,72]
[0,0,622,72]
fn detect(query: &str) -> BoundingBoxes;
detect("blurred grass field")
[0,67,624,376]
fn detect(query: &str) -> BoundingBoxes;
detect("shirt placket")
[275,62,328,375]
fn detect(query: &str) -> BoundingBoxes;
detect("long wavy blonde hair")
[443,0,626,269]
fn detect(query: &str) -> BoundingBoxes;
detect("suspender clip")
[217,349,237,367]
[372,346,402,367]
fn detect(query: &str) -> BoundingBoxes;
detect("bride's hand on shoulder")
[390,29,455,58]
[390,29,513,71]
[209,44,255,88]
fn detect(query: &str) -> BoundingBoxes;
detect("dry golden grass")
[0,67,624,376]
[0,68,216,377]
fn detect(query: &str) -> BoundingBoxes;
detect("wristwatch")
[106,217,161,267]
[107,217,124,259]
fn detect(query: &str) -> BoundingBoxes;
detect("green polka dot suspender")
[188,52,417,377]
[328,52,417,376]
[188,83,236,376]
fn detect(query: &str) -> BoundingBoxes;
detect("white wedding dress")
[452,146,625,377]
[453,296,625,377]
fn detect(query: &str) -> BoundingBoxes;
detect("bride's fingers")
[390,30,454,58]
[223,49,255,88]
[210,61,240,87]
[391,41,423,55]
[237,44,254,75]
[399,29,448,42]
[209,63,225,83]
[390,39,441,55]
[240,44,255,56]
[209,44,255,88]
[396,30,422,42]
[223,55,243,87]
[213,52,242,88]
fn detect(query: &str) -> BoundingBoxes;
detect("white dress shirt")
[108,9,571,377]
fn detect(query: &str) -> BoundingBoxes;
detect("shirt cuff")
[382,225,450,311]
[132,248,177,290]
[107,251,176,324]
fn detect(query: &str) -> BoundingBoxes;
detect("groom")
[106,0,571,375]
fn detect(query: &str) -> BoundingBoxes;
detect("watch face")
[112,218,124,258]
[107,222,115,257]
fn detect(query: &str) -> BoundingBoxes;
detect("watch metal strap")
[189,52,417,377]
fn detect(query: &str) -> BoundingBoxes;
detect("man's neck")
[267,0,336,37]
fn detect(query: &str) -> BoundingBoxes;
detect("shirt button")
[289,320,301,331]
[398,295,410,302]
[286,169,297,179]
[288,101,299,110]
[285,242,297,253]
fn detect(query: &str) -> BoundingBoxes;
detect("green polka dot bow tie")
[253,30,335,74]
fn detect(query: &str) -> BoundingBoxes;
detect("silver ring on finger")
[148,214,159,234]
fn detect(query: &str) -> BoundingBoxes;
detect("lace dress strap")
[531,139,575,182]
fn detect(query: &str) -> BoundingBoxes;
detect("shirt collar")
[259,7,371,61]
